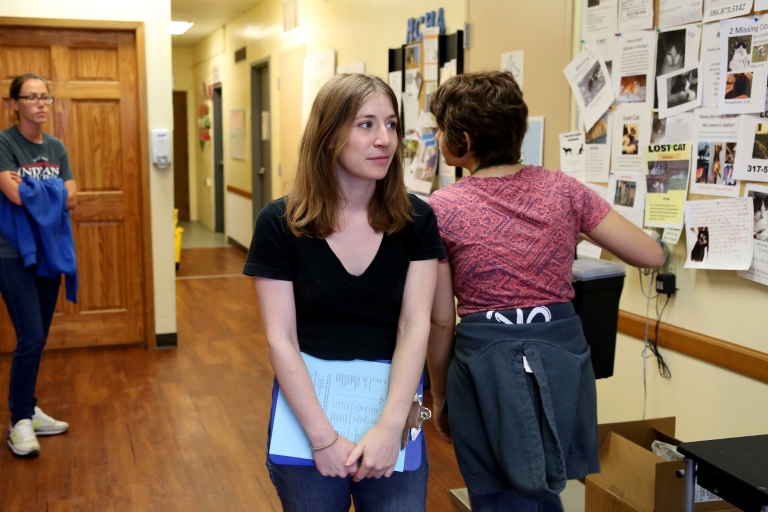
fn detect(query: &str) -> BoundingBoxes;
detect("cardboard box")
[585,417,738,512]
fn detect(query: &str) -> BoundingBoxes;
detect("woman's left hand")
[345,423,402,481]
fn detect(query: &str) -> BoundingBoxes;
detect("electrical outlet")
[667,254,681,290]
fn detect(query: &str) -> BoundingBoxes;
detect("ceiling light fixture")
[170,21,194,35]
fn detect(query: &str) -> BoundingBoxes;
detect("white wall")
[0,1,177,336]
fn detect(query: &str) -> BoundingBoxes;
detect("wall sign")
[406,8,445,43]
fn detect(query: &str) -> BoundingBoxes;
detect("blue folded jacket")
[0,176,78,303]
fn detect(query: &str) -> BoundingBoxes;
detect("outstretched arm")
[585,209,665,268]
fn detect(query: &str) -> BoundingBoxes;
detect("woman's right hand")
[313,434,358,478]
[432,398,452,443]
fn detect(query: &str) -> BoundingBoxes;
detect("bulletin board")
[464,0,768,380]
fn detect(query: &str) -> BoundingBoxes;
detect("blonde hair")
[285,74,413,237]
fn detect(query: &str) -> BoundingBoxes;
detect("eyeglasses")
[19,95,54,105]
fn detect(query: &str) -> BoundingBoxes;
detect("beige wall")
[191,28,225,232]
[222,0,465,201]
[172,46,198,221]
[0,0,177,336]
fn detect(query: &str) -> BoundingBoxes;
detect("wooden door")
[173,90,190,221]
[0,27,147,351]
[278,45,304,195]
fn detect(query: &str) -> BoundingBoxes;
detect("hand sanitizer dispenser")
[151,129,172,169]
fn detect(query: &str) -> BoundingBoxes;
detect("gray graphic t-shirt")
[0,125,74,258]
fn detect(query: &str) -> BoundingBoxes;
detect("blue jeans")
[266,438,429,512]
[0,257,60,425]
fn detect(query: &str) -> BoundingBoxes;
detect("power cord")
[637,238,672,420]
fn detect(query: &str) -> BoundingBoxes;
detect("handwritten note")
[684,198,754,269]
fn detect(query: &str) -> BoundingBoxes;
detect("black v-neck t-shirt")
[243,194,446,361]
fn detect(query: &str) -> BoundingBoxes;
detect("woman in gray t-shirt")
[0,73,76,458]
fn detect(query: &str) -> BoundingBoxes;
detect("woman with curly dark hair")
[426,71,664,511]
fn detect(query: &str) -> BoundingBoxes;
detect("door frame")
[213,85,224,233]
[0,17,156,348]
[250,56,270,223]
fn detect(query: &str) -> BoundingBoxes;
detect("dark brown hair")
[285,73,413,238]
[429,71,528,167]
[10,73,49,123]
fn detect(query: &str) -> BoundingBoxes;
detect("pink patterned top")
[428,166,611,317]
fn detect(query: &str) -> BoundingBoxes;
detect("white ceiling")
[171,0,263,47]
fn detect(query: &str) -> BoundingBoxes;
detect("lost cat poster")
[658,0,703,28]
[619,0,654,32]
[690,107,741,197]
[701,22,722,106]
[737,183,768,285]
[607,171,648,226]
[584,110,613,182]
[655,24,702,109]
[611,105,652,172]
[644,143,691,228]
[613,31,657,107]
[582,0,619,39]
[717,15,768,114]
[564,46,615,130]
[734,112,768,183]
[702,0,752,23]
[559,131,586,181]
[657,64,703,119]
[650,111,694,144]
[684,198,754,269]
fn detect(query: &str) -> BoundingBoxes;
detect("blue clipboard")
[267,359,424,471]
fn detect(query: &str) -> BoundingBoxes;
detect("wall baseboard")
[618,310,768,384]
[156,332,178,349]
[228,237,248,254]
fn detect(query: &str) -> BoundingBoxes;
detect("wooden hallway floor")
[0,247,465,511]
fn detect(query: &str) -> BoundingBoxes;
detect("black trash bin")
[571,258,626,379]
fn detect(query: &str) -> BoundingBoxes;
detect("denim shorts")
[265,436,429,512]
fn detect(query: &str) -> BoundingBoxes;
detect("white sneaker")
[32,407,69,436]
[8,419,40,458]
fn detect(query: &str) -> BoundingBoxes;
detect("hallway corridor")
[0,247,464,511]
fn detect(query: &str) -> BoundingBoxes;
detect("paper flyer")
[718,16,768,114]
[734,112,768,183]
[565,46,616,130]
[758,0,768,9]
[269,353,409,471]
[423,27,440,82]
[406,132,438,195]
[644,143,691,228]
[388,71,402,113]
[737,184,768,285]
[501,50,524,90]
[659,0,704,28]
[614,31,657,107]
[701,22,722,106]
[437,148,455,189]
[559,131,587,181]
[703,0,753,23]
[619,0,654,32]
[583,0,619,39]
[662,226,684,244]
[584,35,620,81]
[684,198,754,269]
[650,111,694,144]
[612,105,652,172]
[585,111,613,182]
[690,107,740,197]
[608,171,648,226]
[657,64,702,119]
[655,24,702,108]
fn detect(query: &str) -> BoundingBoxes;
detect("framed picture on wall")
[521,117,544,167]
